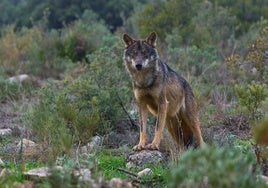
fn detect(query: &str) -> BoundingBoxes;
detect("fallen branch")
[117,167,137,178]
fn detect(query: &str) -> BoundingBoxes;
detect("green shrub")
[168,146,265,188]
[168,45,219,77]
[135,0,198,43]
[25,80,100,159]
[57,10,113,62]
[226,26,268,83]
[235,81,266,120]
[25,38,132,159]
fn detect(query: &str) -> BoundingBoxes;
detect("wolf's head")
[123,32,159,71]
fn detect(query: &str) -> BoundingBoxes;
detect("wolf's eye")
[142,50,147,55]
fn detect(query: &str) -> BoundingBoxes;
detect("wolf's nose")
[135,63,142,70]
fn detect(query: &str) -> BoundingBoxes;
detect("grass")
[97,152,127,179]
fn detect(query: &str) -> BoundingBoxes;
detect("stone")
[73,168,92,184]
[87,136,102,150]
[137,168,152,177]
[0,168,9,178]
[23,166,63,179]
[9,74,30,83]
[17,139,36,148]
[260,175,268,185]
[109,178,133,188]
[126,150,165,169]
[0,158,4,166]
[24,167,50,178]
[0,128,12,135]
[13,181,35,188]
[80,136,103,154]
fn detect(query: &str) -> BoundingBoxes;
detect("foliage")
[135,0,199,43]
[57,10,113,62]
[226,25,268,83]
[235,81,266,120]
[168,45,219,77]
[24,80,99,160]
[24,38,132,159]
[210,0,268,35]
[168,146,265,188]
[0,0,141,31]
[191,1,238,57]
[0,25,67,78]
[97,152,127,179]
[0,10,113,78]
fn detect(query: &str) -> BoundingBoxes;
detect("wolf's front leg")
[146,94,168,150]
[133,103,148,151]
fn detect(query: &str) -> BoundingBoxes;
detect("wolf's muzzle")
[135,62,143,70]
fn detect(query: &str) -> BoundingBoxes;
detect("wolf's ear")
[123,34,135,48]
[146,32,157,48]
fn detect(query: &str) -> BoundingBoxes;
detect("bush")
[0,25,67,78]
[235,81,266,120]
[135,0,198,43]
[168,146,265,188]
[25,38,132,159]
[57,10,113,62]
[168,45,219,77]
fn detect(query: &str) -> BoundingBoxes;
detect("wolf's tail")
[167,116,194,149]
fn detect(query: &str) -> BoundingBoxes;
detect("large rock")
[126,150,165,169]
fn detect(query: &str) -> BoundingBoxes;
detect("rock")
[87,136,102,150]
[8,74,43,87]
[0,168,9,178]
[80,145,88,154]
[137,168,152,177]
[109,178,133,188]
[17,139,37,148]
[24,166,93,185]
[0,158,4,167]
[24,166,63,179]
[73,168,92,184]
[24,167,50,178]
[126,150,165,169]
[0,128,12,135]
[9,74,30,83]
[13,181,35,188]
[260,175,268,185]
[81,136,103,154]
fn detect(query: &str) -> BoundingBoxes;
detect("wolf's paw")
[133,144,146,151]
[145,143,159,150]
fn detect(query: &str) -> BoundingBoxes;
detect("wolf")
[122,32,205,151]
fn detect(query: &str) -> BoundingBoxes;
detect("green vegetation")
[0,0,267,187]
[168,146,266,188]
